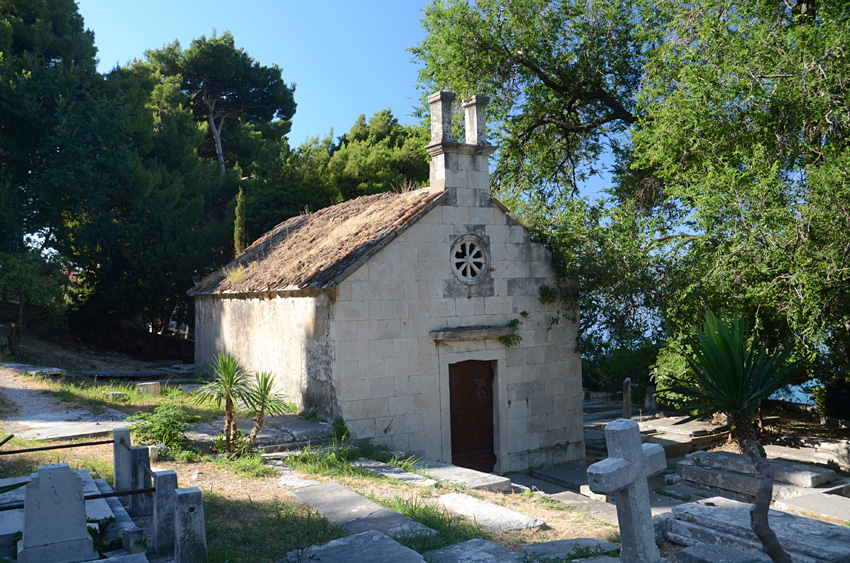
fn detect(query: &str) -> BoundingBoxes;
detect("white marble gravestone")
[587,418,667,563]
[17,463,98,563]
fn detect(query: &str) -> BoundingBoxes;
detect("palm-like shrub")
[667,310,795,563]
[194,353,252,453]
[244,371,294,445]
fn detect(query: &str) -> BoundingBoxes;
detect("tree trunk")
[208,114,227,177]
[223,397,233,452]
[248,410,265,446]
[741,438,792,563]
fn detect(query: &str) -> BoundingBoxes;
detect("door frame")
[437,346,508,473]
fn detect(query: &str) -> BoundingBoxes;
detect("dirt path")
[0,366,72,433]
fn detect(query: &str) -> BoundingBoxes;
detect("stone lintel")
[430,325,518,343]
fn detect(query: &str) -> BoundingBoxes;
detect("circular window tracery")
[451,235,489,284]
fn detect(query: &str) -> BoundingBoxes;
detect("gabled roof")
[188,186,446,296]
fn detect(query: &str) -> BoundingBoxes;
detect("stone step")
[412,459,512,492]
[773,492,850,525]
[531,462,588,492]
[350,458,437,487]
[521,538,620,560]
[508,474,568,495]
[424,538,524,562]
[434,493,543,531]
[677,542,771,563]
[689,450,837,487]
[656,496,850,562]
[288,482,435,538]
[288,530,425,563]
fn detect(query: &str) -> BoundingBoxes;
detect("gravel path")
[0,367,71,431]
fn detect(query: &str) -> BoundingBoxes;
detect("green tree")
[414,0,850,386]
[234,187,247,256]
[667,311,796,562]
[146,31,297,177]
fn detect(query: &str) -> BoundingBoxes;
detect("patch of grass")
[204,492,344,563]
[206,453,277,478]
[532,494,577,512]
[606,530,621,544]
[298,409,319,422]
[372,495,487,553]
[285,442,374,479]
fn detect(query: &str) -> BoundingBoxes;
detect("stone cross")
[587,418,667,563]
[17,463,98,563]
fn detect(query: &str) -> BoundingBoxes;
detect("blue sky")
[75,0,430,144]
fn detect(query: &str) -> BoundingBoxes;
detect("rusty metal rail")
[0,438,114,455]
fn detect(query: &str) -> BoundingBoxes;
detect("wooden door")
[449,360,496,472]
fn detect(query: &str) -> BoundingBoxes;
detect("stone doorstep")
[288,482,435,538]
[425,538,525,562]
[412,459,512,492]
[288,530,426,563]
[435,493,544,532]
[773,492,850,524]
[350,458,437,487]
[531,462,588,492]
[688,450,837,487]
[667,496,850,561]
[521,538,621,559]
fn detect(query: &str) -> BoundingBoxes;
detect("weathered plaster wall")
[194,290,338,414]
[330,198,584,472]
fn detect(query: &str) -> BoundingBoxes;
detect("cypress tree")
[234,187,247,256]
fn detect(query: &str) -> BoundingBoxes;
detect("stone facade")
[193,92,584,472]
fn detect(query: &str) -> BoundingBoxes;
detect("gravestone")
[17,463,98,563]
[622,378,632,419]
[587,418,667,563]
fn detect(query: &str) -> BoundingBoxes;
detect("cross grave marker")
[586,418,667,563]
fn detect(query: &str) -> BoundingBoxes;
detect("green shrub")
[331,417,348,441]
[126,402,199,450]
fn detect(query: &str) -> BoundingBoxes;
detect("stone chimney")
[426,91,497,207]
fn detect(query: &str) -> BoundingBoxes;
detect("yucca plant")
[194,353,252,453]
[667,310,796,563]
[244,371,294,445]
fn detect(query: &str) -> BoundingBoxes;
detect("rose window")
[451,236,489,284]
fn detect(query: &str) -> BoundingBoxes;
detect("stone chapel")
[188,92,584,473]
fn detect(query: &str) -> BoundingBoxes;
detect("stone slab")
[643,434,693,458]
[521,538,620,559]
[17,420,130,441]
[352,458,437,487]
[435,492,543,531]
[98,554,150,563]
[289,530,425,563]
[668,496,850,561]
[425,538,524,562]
[531,463,588,492]
[774,492,850,524]
[638,417,728,437]
[677,543,771,563]
[1,364,65,378]
[289,482,434,537]
[678,460,814,500]
[413,459,511,492]
[689,450,836,487]
[548,490,618,524]
[509,474,568,495]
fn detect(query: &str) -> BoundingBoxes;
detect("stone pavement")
[288,482,435,538]
[287,530,426,563]
[435,493,543,531]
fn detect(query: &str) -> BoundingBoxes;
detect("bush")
[126,402,199,450]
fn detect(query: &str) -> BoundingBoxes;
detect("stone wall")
[329,200,584,472]
[194,290,338,413]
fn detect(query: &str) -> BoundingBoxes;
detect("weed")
[126,401,200,450]
[206,453,276,478]
[606,530,621,544]
[299,409,319,422]
[331,417,348,441]
[372,496,487,553]
[498,334,523,347]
